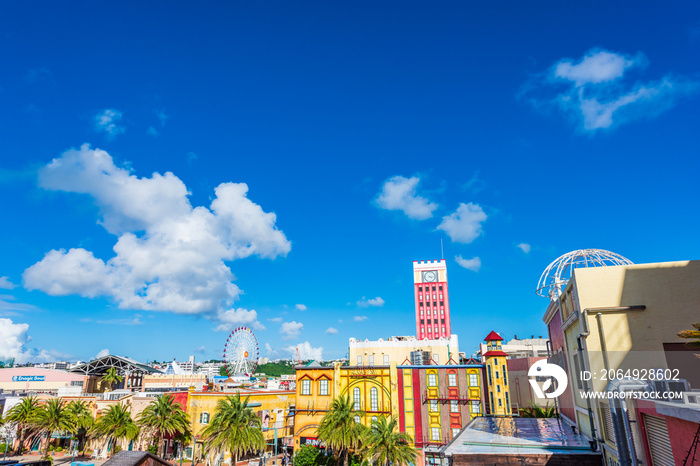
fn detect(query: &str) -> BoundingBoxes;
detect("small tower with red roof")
[482,330,511,416]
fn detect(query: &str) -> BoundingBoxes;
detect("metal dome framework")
[223,327,259,376]
[536,249,633,299]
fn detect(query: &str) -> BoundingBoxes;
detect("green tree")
[317,394,366,466]
[36,399,77,455]
[520,403,557,418]
[360,417,415,466]
[90,403,139,456]
[101,368,123,391]
[137,394,191,458]
[200,394,265,466]
[292,445,321,466]
[4,395,41,454]
[66,400,94,451]
[678,323,700,353]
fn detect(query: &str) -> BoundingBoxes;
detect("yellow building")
[349,335,459,367]
[482,331,511,416]
[293,361,397,448]
[187,389,295,462]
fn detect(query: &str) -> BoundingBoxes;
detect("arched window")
[370,387,378,411]
[353,387,361,409]
[200,412,209,424]
[354,415,361,423]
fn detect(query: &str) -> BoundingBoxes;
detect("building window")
[495,371,499,379]
[469,374,478,386]
[353,387,361,409]
[319,379,329,396]
[70,380,84,386]
[487,366,492,385]
[372,416,378,424]
[441,326,445,333]
[301,379,311,395]
[357,355,362,365]
[441,319,445,324]
[428,327,432,333]
[432,286,436,291]
[200,412,209,424]
[490,392,494,410]
[431,427,440,441]
[383,354,389,365]
[448,373,457,387]
[505,393,510,413]
[428,373,437,387]
[370,387,378,411]
[503,365,508,386]
[369,355,374,366]
[470,401,480,413]
[440,301,443,307]
[452,428,460,439]
[419,286,422,291]
[498,398,502,407]
[494,358,498,365]
[439,285,443,291]
[430,400,438,413]
[497,385,501,393]
[450,400,459,413]
[354,415,361,423]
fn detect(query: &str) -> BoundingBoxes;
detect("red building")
[413,260,452,339]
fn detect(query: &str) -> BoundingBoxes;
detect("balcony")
[421,389,478,405]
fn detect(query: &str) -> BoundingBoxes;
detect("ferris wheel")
[223,327,259,376]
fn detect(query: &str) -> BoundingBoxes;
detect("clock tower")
[413,259,452,339]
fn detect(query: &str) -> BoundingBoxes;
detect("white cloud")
[325,327,338,334]
[286,341,323,361]
[0,277,17,289]
[215,308,264,331]
[193,345,206,354]
[0,295,38,313]
[455,255,481,272]
[268,317,283,323]
[526,49,698,132]
[517,243,531,253]
[155,109,169,126]
[147,126,159,137]
[437,203,487,243]
[23,144,291,315]
[94,109,125,136]
[0,318,31,363]
[280,321,303,340]
[82,316,142,326]
[375,176,438,220]
[264,343,278,355]
[295,304,307,311]
[96,348,110,358]
[357,296,384,307]
[354,315,368,322]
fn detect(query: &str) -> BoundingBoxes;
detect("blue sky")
[1,1,699,364]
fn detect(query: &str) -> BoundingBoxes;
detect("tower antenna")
[440,238,444,260]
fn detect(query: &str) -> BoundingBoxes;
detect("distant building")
[349,335,459,367]
[481,331,511,416]
[0,367,86,395]
[478,336,549,359]
[413,260,452,339]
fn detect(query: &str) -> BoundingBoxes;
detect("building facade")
[482,331,511,416]
[413,260,452,339]
[349,335,459,367]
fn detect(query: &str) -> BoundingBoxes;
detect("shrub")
[147,445,158,455]
[113,445,123,455]
[56,446,64,452]
[292,446,320,466]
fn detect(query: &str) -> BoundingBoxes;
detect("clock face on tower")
[422,271,438,282]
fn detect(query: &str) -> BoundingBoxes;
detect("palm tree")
[360,417,416,466]
[317,394,366,466]
[4,395,41,455]
[200,394,265,466]
[66,400,94,451]
[36,399,77,455]
[520,402,557,418]
[101,368,123,391]
[137,394,191,458]
[90,403,139,456]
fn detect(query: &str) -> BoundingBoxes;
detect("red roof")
[483,351,508,357]
[484,330,503,341]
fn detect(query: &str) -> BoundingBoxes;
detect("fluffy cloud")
[96,349,110,358]
[215,308,264,331]
[325,327,338,335]
[0,277,17,289]
[354,315,368,322]
[286,341,323,361]
[357,296,384,307]
[94,109,125,136]
[375,176,438,220]
[455,255,481,272]
[517,243,531,253]
[23,145,290,318]
[295,304,307,311]
[280,321,303,340]
[268,317,283,323]
[0,318,31,363]
[525,48,698,132]
[81,316,143,326]
[437,203,487,243]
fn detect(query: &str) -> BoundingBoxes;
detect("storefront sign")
[12,375,45,382]
[300,437,326,448]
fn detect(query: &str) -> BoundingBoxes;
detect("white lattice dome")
[536,249,633,299]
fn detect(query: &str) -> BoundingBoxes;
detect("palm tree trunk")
[158,435,164,458]
[15,426,24,455]
[343,450,348,466]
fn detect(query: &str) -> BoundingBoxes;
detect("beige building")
[349,334,459,367]
[545,259,700,466]
[141,373,208,391]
